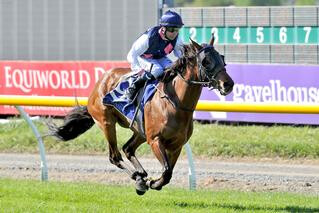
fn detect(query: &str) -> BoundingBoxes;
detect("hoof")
[135,177,148,195]
[136,189,146,196]
[147,179,162,191]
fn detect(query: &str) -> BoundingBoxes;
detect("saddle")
[102,73,158,137]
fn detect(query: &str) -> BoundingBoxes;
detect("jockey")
[125,10,184,101]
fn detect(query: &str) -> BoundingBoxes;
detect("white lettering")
[60,70,72,88]
[79,70,90,88]
[5,66,13,88]
[262,86,272,102]
[23,70,32,88]
[94,67,106,82]
[309,87,318,103]
[32,70,38,88]
[287,87,298,103]
[49,71,60,89]
[3,66,95,92]
[36,71,49,88]
[232,84,244,102]
[12,69,31,93]
[70,70,79,88]
[231,80,319,104]
[276,80,287,102]
[252,86,263,102]
[269,80,276,100]
[297,87,308,102]
[244,86,254,102]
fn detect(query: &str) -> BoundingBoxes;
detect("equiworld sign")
[1,61,319,124]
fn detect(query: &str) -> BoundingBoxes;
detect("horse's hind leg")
[123,134,149,195]
[100,122,136,178]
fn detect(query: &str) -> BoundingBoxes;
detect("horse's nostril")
[223,81,234,92]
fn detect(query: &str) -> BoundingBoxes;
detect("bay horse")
[49,35,234,195]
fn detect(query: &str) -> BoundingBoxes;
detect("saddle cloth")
[102,73,158,137]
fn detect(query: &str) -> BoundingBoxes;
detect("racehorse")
[49,35,234,195]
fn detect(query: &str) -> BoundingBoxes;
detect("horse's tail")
[47,106,95,141]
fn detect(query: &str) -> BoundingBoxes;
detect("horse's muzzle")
[219,80,234,96]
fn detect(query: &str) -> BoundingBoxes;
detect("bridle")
[176,45,224,90]
[160,45,226,112]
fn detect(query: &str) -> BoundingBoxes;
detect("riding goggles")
[166,26,180,33]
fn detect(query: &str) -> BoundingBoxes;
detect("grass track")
[1,119,319,159]
[0,179,319,213]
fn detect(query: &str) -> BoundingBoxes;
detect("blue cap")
[159,10,184,28]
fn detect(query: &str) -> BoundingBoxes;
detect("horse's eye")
[202,58,209,67]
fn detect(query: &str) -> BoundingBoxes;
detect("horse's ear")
[190,38,202,51]
[209,33,215,46]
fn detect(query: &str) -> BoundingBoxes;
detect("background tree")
[233,0,282,6]
[295,0,316,5]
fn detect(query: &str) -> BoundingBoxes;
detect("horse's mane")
[162,44,197,83]
[174,44,197,68]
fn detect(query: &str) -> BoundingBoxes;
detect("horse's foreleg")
[148,138,172,190]
[122,134,148,178]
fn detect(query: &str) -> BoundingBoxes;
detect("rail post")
[185,143,196,190]
[14,106,48,181]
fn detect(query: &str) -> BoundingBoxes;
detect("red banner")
[0,61,129,115]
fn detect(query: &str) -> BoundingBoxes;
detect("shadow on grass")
[174,201,319,212]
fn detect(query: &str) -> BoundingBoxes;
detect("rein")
[176,71,210,86]
[156,84,195,112]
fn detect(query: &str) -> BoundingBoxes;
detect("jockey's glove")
[143,71,155,81]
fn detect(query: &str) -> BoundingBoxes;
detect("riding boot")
[125,71,155,101]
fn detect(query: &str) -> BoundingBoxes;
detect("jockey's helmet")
[159,10,184,28]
